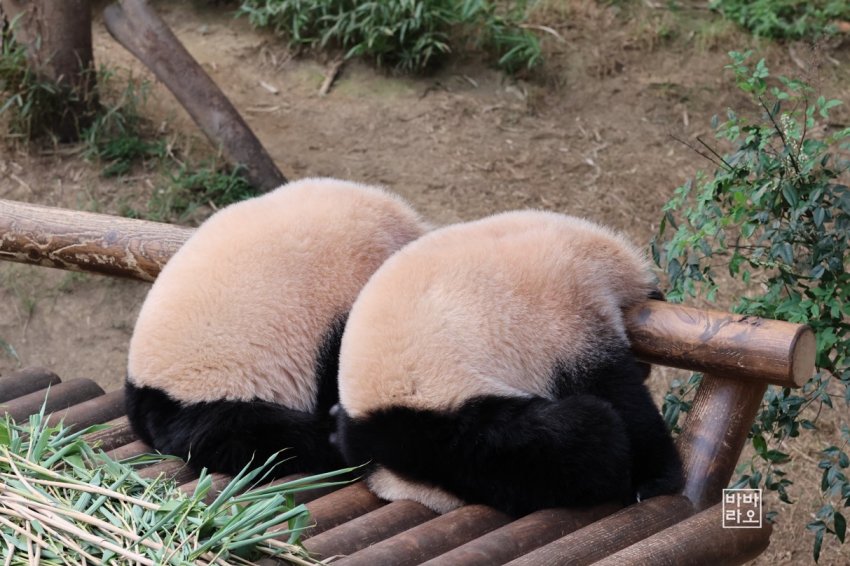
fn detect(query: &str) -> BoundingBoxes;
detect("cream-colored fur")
[128,178,428,409]
[367,466,465,514]
[339,210,655,417]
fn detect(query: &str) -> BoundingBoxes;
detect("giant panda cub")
[126,178,428,477]
[336,210,684,515]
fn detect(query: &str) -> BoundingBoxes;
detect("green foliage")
[238,0,541,73]
[0,407,353,563]
[124,162,260,224]
[652,51,850,562]
[81,70,166,178]
[711,0,850,40]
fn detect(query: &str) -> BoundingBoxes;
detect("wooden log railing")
[0,198,816,564]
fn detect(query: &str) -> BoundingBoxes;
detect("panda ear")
[647,288,666,301]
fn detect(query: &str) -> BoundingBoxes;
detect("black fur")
[577,352,684,501]
[338,394,634,516]
[125,316,349,477]
[125,382,344,476]
[314,314,347,417]
[338,348,683,516]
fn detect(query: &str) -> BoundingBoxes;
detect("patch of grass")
[710,0,850,40]
[124,161,260,224]
[0,18,78,141]
[238,0,542,74]
[81,69,167,178]
[0,407,353,563]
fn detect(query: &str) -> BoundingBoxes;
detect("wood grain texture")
[303,483,387,538]
[102,0,286,191]
[46,389,126,429]
[0,378,104,422]
[139,459,196,484]
[677,375,768,511]
[105,439,152,461]
[504,495,693,566]
[304,500,438,559]
[628,300,815,387]
[334,504,511,566]
[84,416,136,452]
[0,367,61,402]
[592,502,772,566]
[0,199,193,281]
[421,503,620,566]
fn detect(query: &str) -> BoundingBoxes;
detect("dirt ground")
[1,1,849,563]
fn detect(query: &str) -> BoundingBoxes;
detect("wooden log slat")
[422,503,621,566]
[0,378,104,422]
[592,502,772,566]
[102,0,287,191]
[84,416,137,452]
[677,376,768,511]
[0,199,193,281]
[138,459,196,484]
[628,300,815,387]
[304,500,438,559]
[504,495,693,566]
[47,389,126,429]
[0,367,61,402]
[106,439,152,461]
[303,483,387,538]
[335,504,511,566]
[179,472,232,501]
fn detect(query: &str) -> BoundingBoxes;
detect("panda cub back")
[336,210,684,515]
[126,178,428,477]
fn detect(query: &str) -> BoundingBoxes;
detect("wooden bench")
[0,198,816,565]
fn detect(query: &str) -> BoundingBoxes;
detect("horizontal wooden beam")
[0,199,815,386]
[628,300,815,387]
[0,199,192,282]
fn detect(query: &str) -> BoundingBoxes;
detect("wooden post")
[0,0,96,140]
[102,0,287,191]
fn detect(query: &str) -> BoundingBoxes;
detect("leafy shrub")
[652,51,849,561]
[238,0,541,73]
[711,0,850,40]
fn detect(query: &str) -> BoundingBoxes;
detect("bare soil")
[1,1,849,563]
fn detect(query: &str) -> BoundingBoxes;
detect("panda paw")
[329,403,341,418]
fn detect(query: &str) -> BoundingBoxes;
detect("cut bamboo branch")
[102,0,287,191]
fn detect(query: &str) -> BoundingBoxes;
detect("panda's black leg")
[125,381,345,477]
[337,394,633,516]
[588,367,684,501]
